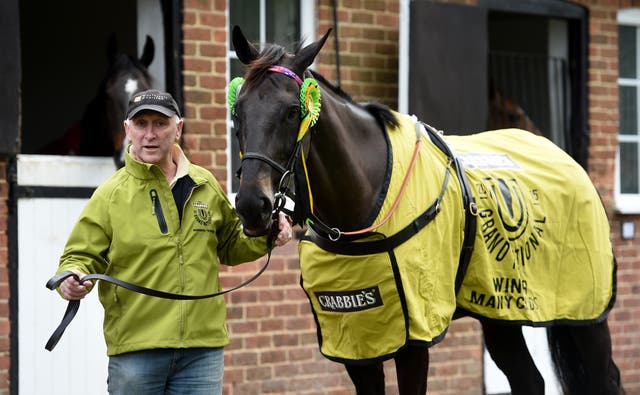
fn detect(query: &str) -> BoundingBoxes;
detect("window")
[227,0,315,194]
[617,9,640,213]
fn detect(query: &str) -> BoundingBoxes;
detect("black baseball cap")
[126,89,181,120]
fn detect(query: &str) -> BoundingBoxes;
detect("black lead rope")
[45,218,280,352]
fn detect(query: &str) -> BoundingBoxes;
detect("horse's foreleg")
[345,361,385,395]
[394,344,429,395]
[482,321,544,395]
[548,320,624,395]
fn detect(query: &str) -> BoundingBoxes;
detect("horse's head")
[230,26,330,236]
[488,85,540,134]
[80,34,154,167]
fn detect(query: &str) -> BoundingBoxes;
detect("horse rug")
[299,112,615,363]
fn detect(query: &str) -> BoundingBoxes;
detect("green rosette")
[227,77,245,116]
[300,78,321,127]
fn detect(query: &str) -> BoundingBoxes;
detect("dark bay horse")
[229,26,623,395]
[81,34,154,167]
[40,34,154,167]
[488,83,541,134]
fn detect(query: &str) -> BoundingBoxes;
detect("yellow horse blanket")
[299,112,615,363]
[449,131,615,324]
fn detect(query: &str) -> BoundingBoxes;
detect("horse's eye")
[286,106,299,122]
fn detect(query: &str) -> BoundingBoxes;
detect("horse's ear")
[232,25,259,65]
[107,33,118,64]
[140,35,155,68]
[293,29,332,73]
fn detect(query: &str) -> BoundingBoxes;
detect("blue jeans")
[107,348,224,395]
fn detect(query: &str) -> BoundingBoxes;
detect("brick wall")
[581,1,640,393]
[179,0,639,394]
[316,0,401,108]
[0,1,632,394]
[182,0,229,188]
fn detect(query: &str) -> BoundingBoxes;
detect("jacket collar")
[124,143,190,182]
[169,145,190,187]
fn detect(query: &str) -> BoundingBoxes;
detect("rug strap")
[421,123,477,292]
[306,166,449,256]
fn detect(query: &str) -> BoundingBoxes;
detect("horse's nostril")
[260,196,272,214]
[235,192,274,232]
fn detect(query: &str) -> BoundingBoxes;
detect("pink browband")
[268,65,303,86]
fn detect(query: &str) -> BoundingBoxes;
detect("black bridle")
[237,146,301,219]
[239,152,289,175]
[234,65,312,220]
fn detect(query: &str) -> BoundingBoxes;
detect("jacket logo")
[315,286,383,312]
[193,202,212,226]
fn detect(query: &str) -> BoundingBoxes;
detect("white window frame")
[226,1,316,198]
[616,8,640,213]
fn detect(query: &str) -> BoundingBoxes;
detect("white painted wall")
[18,155,115,394]
[137,0,165,91]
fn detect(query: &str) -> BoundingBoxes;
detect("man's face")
[125,111,182,165]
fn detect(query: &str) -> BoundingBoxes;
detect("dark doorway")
[408,1,488,134]
[408,0,588,167]
[19,0,183,156]
[488,12,570,151]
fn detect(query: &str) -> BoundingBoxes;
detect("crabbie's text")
[315,286,383,313]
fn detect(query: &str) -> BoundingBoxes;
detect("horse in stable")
[487,82,541,135]
[39,34,154,168]
[229,26,623,395]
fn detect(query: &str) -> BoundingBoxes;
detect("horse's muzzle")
[236,192,273,236]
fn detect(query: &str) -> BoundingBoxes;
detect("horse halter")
[229,65,321,217]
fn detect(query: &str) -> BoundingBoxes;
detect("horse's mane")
[309,70,398,130]
[244,43,399,130]
[244,44,294,90]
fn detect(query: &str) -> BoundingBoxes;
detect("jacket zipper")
[177,181,198,341]
[149,189,169,234]
[177,238,185,339]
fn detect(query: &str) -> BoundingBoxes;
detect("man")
[55,89,292,394]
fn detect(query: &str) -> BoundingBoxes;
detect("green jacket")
[57,147,267,355]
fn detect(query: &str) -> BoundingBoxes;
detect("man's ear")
[123,119,132,140]
[175,118,184,140]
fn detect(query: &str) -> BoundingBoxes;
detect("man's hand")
[274,212,294,247]
[59,269,93,300]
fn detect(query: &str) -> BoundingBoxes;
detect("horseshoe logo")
[486,177,529,241]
